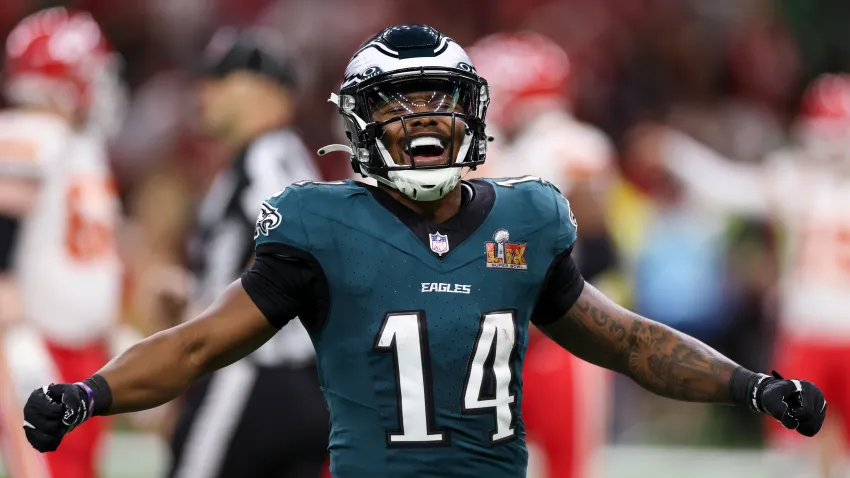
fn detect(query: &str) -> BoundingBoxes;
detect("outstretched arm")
[23,246,317,453]
[23,280,278,452]
[538,280,826,437]
[98,280,277,414]
[536,184,824,433]
[539,282,736,402]
[632,125,772,218]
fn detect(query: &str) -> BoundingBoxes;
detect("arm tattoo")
[539,282,737,403]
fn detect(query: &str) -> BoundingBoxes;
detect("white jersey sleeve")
[0,111,69,180]
[543,116,614,195]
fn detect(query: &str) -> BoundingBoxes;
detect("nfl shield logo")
[429,232,450,255]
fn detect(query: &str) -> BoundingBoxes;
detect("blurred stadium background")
[1,0,850,477]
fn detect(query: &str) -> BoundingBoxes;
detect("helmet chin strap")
[373,130,472,201]
[387,168,463,201]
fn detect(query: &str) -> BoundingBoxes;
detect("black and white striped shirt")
[189,128,321,366]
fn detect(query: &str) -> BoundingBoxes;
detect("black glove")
[752,371,827,437]
[23,383,92,452]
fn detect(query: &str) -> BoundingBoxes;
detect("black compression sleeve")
[240,244,328,332]
[530,248,586,326]
[0,215,20,272]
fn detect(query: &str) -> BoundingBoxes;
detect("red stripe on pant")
[523,333,610,478]
[767,335,850,450]
[523,335,579,477]
[42,340,109,478]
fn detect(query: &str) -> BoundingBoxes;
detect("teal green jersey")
[243,177,580,478]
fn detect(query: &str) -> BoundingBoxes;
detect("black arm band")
[531,247,585,327]
[0,215,20,272]
[241,243,329,333]
[82,374,113,416]
[730,366,771,413]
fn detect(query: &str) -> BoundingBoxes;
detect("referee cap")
[201,26,297,87]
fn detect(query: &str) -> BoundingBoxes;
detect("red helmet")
[800,73,850,122]
[795,73,850,157]
[3,7,114,117]
[467,31,571,130]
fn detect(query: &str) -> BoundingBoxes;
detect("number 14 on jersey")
[374,310,518,446]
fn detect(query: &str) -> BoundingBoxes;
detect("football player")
[628,72,850,478]
[467,31,615,478]
[23,25,826,478]
[0,8,125,478]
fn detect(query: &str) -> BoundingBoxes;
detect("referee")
[169,27,328,478]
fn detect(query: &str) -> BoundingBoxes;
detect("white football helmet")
[320,25,491,201]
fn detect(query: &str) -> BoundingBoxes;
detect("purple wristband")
[74,381,95,419]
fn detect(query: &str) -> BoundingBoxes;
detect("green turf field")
[2,433,845,478]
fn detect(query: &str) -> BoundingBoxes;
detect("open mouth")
[404,136,449,166]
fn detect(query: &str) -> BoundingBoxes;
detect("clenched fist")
[23,383,91,452]
[754,371,827,437]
